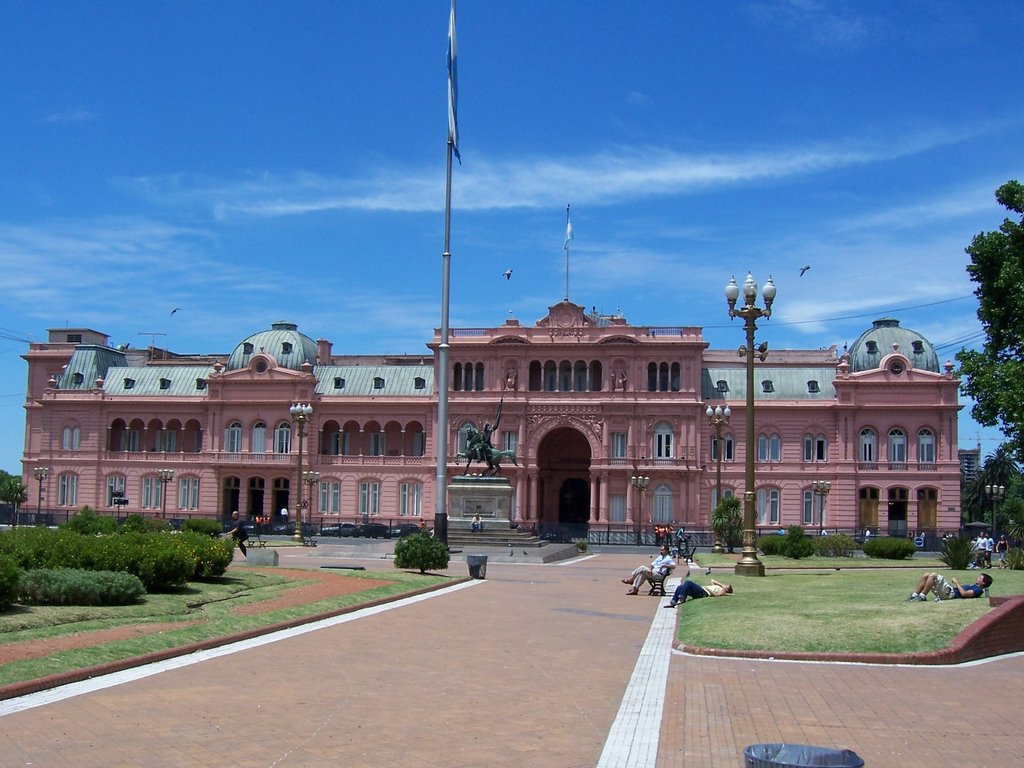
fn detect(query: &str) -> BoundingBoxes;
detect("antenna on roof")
[138,332,167,349]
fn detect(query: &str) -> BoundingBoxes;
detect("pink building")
[20,303,962,538]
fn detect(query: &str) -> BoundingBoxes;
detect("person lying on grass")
[664,578,732,608]
[907,572,991,602]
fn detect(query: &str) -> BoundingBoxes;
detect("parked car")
[320,522,358,537]
[356,522,391,539]
[390,523,422,538]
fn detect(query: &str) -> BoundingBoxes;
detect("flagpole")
[436,0,458,542]
[564,204,571,301]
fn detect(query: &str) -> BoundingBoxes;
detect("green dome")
[847,318,938,373]
[227,321,318,371]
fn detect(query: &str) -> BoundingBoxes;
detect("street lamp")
[706,404,731,553]
[303,470,320,529]
[630,467,651,546]
[812,479,832,537]
[725,272,776,577]
[289,402,314,543]
[156,468,175,519]
[985,484,1005,535]
[33,466,49,526]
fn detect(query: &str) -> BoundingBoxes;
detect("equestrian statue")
[457,398,518,477]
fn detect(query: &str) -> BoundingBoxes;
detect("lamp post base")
[734,557,765,577]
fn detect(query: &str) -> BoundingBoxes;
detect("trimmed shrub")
[393,533,450,574]
[862,536,917,560]
[18,568,146,606]
[780,526,815,559]
[120,514,172,534]
[63,507,118,535]
[573,538,589,554]
[814,533,856,558]
[165,532,234,579]
[0,554,22,610]
[940,536,977,570]
[757,534,785,556]
[182,518,224,538]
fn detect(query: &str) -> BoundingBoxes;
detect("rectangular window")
[815,437,827,462]
[106,475,126,507]
[62,426,81,451]
[757,488,780,525]
[125,429,141,452]
[400,483,423,516]
[611,432,627,459]
[411,432,425,457]
[141,476,160,509]
[370,432,385,456]
[803,490,814,525]
[177,477,199,510]
[724,435,734,461]
[655,432,673,459]
[58,474,78,506]
[501,430,517,453]
[319,481,341,514]
[609,494,626,522]
[359,481,381,517]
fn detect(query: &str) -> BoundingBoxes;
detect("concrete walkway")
[0,549,1022,767]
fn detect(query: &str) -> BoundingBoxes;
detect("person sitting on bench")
[622,546,677,595]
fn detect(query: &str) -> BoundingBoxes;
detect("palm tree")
[973,445,1021,530]
[0,475,29,526]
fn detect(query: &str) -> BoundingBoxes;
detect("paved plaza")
[0,548,1021,767]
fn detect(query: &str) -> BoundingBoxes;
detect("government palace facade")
[20,299,962,539]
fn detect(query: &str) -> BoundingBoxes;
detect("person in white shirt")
[621,546,679,594]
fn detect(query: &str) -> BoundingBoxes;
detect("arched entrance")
[536,427,592,538]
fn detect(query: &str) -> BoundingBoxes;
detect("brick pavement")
[0,549,1022,767]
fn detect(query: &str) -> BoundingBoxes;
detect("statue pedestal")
[448,475,513,526]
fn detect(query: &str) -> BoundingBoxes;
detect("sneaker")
[906,593,919,601]
[916,594,927,601]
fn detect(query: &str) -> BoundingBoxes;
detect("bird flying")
[502,269,513,280]
[799,266,810,276]
[171,308,181,315]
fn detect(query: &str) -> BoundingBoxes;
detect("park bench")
[248,532,267,548]
[302,534,318,547]
[647,565,675,597]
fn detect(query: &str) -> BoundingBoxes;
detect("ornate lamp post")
[630,468,651,546]
[303,470,320,529]
[812,479,832,537]
[156,468,175,519]
[706,404,731,554]
[726,272,776,577]
[33,466,49,526]
[289,402,314,543]
[985,484,1005,534]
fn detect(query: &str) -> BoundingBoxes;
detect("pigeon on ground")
[705,566,712,575]
[509,545,514,557]
[799,265,810,276]
[502,269,513,280]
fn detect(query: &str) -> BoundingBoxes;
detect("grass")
[0,567,449,688]
[673,568,1024,654]
[697,551,947,570]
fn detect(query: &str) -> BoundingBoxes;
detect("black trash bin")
[744,743,864,768]
[466,554,488,579]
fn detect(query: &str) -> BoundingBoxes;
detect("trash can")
[466,554,488,579]
[743,743,864,768]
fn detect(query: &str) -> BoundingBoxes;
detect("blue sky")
[2,0,1022,474]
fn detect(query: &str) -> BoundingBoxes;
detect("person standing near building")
[226,511,248,558]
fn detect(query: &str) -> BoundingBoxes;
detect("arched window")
[654,422,674,459]
[274,422,292,454]
[544,361,557,391]
[888,429,907,465]
[917,429,935,465]
[652,483,673,523]
[62,425,81,451]
[859,428,877,464]
[252,422,267,454]
[224,421,242,453]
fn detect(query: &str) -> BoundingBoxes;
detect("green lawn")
[673,567,1023,654]
[0,567,449,688]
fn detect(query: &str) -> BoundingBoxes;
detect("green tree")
[392,533,450,574]
[0,475,29,524]
[957,180,1024,461]
[711,495,742,553]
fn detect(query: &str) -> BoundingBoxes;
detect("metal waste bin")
[744,743,864,768]
[466,554,488,579]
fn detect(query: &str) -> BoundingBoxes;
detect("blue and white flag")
[564,205,574,250]
[447,0,460,162]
